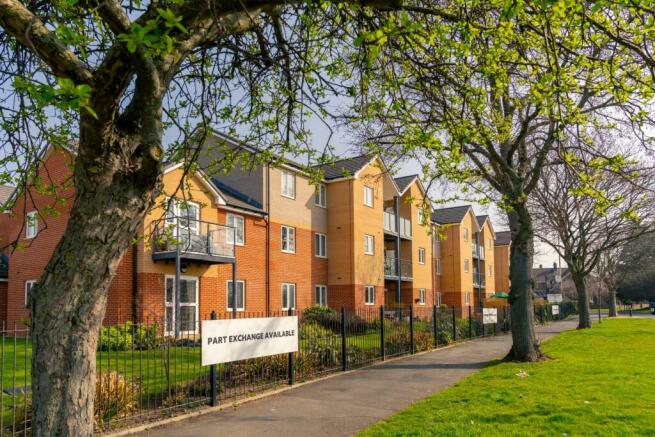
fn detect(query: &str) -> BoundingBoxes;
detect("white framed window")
[465,292,471,306]
[165,199,200,234]
[226,214,245,246]
[315,233,327,258]
[26,211,38,239]
[24,280,37,307]
[418,288,426,305]
[363,186,374,207]
[282,283,296,310]
[436,292,442,307]
[315,285,328,306]
[314,183,327,208]
[463,227,469,242]
[364,234,375,255]
[227,280,245,311]
[417,206,425,225]
[364,285,375,305]
[418,247,426,264]
[436,258,442,275]
[281,225,296,253]
[464,258,469,273]
[281,170,296,199]
[489,264,493,276]
[164,276,199,335]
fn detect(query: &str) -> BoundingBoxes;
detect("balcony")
[384,257,413,281]
[151,217,236,264]
[473,272,486,288]
[472,243,485,260]
[383,211,412,239]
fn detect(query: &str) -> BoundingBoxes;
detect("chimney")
[539,264,543,269]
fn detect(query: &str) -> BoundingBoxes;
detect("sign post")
[552,305,560,317]
[483,308,497,325]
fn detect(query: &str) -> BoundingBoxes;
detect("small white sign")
[201,316,298,366]
[552,305,560,316]
[483,308,497,324]
[547,294,563,303]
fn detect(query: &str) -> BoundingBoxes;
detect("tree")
[530,138,655,328]
[616,235,655,303]
[0,1,454,433]
[348,2,653,360]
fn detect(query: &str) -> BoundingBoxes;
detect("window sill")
[281,194,296,200]
[281,250,296,254]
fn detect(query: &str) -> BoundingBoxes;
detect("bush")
[303,305,337,323]
[300,322,334,340]
[414,330,433,352]
[95,371,140,425]
[436,330,452,345]
[99,321,159,351]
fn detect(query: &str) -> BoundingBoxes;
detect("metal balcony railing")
[473,272,486,287]
[384,256,413,280]
[152,217,236,259]
[472,243,485,260]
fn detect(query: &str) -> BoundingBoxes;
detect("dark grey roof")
[431,205,471,225]
[394,175,417,193]
[495,231,511,246]
[476,215,489,227]
[0,186,14,206]
[314,155,374,180]
[0,253,7,279]
[211,131,305,170]
[211,178,266,214]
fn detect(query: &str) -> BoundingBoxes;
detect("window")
[24,280,36,307]
[364,286,375,305]
[463,227,469,241]
[282,283,296,310]
[165,276,198,335]
[226,214,245,245]
[227,280,245,311]
[165,199,200,234]
[489,264,493,276]
[26,211,38,239]
[436,292,442,307]
[436,258,442,275]
[418,288,426,305]
[418,247,426,264]
[281,225,296,253]
[487,237,492,249]
[417,206,424,224]
[314,184,327,207]
[465,292,471,306]
[315,233,327,258]
[281,170,296,198]
[464,258,469,273]
[364,234,375,255]
[315,285,328,306]
[363,186,374,207]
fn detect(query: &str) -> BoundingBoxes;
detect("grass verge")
[359,318,655,437]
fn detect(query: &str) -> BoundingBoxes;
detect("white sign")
[201,316,298,366]
[552,305,560,316]
[483,308,497,324]
[547,294,563,303]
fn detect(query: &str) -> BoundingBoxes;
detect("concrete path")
[134,319,580,437]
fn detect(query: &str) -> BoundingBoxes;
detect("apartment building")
[494,230,511,294]
[475,215,496,304]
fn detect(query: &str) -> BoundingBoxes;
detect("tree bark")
[608,288,618,317]
[506,204,541,361]
[572,272,592,329]
[30,103,163,433]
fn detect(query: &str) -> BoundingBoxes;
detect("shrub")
[436,330,452,345]
[300,322,334,340]
[95,371,140,425]
[303,305,337,323]
[99,321,159,351]
[413,331,433,352]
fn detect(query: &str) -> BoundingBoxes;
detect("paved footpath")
[133,318,579,437]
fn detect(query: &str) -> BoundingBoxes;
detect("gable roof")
[210,179,266,214]
[0,186,14,207]
[431,205,472,225]
[495,230,511,246]
[315,155,376,180]
[476,215,496,240]
[209,131,306,171]
[394,175,417,194]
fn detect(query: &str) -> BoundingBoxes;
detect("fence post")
[409,305,415,354]
[341,307,347,371]
[288,308,294,386]
[432,305,438,348]
[452,306,456,342]
[468,306,472,339]
[380,305,385,361]
[630,306,633,317]
[209,310,218,407]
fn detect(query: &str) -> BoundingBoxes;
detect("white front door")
[165,276,199,335]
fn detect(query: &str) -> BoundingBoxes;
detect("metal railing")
[473,272,486,287]
[151,217,235,258]
[384,257,413,280]
[472,244,485,260]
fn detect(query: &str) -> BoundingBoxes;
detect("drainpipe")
[232,260,238,319]
[394,196,401,308]
[174,226,181,339]
[131,244,138,323]
[476,232,482,309]
[265,165,271,316]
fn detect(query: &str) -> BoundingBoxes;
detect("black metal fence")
[0,303,574,435]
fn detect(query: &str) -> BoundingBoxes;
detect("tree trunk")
[572,272,592,329]
[608,288,618,317]
[30,120,162,434]
[506,204,541,361]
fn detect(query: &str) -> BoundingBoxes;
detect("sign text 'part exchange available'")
[201,316,298,366]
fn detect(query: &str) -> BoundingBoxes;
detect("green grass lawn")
[360,318,655,437]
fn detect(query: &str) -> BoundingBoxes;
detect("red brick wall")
[329,283,384,311]
[0,281,7,326]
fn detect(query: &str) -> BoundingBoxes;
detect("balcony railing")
[152,217,235,260]
[384,256,413,280]
[472,243,485,260]
[473,272,486,287]
[383,211,412,238]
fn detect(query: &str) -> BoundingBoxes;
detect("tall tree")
[530,139,655,328]
[348,1,653,360]
[616,234,655,303]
